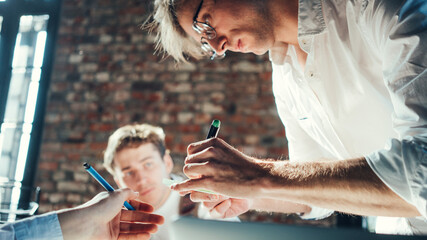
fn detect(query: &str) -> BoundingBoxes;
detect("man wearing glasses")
[147,0,427,235]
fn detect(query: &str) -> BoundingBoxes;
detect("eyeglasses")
[192,0,225,60]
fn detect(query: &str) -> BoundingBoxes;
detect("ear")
[163,152,174,174]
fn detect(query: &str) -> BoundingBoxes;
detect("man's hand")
[58,188,164,240]
[189,191,251,218]
[172,138,273,199]
[187,191,312,218]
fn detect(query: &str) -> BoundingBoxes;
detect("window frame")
[0,0,62,205]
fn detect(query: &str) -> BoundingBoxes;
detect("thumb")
[209,199,231,219]
[117,188,139,201]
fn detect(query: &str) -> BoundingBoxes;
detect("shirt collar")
[269,0,326,64]
[298,0,326,37]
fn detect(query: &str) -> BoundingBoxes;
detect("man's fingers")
[189,191,210,202]
[187,138,229,155]
[185,147,217,164]
[184,161,234,180]
[209,199,231,218]
[214,199,232,215]
[120,222,158,234]
[127,200,154,212]
[171,178,214,194]
[189,191,224,202]
[178,190,192,196]
[187,138,215,155]
[190,191,223,202]
[120,210,164,224]
[183,162,218,178]
[117,188,139,201]
[202,196,229,209]
[118,232,151,240]
[101,188,138,208]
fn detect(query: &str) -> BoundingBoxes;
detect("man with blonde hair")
[104,123,237,239]
[146,0,427,235]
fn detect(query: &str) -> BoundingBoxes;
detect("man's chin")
[137,196,155,205]
[241,48,268,55]
[136,191,155,203]
[253,49,269,55]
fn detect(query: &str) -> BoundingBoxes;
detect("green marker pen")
[206,119,221,139]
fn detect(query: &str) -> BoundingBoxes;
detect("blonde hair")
[143,0,205,62]
[103,124,167,175]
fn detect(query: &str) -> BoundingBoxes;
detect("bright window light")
[0,0,60,223]
[0,14,49,182]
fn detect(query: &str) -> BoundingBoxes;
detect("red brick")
[38,162,59,171]
[178,124,201,133]
[89,142,107,151]
[181,134,197,144]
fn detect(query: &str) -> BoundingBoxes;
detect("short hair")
[143,0,205,62]
[103,124,167,175]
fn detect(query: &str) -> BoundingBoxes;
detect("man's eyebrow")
[121,166,131,171]
[120,156,152,171]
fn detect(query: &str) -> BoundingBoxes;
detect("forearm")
[250,198,311,215]
[260,157,420,217]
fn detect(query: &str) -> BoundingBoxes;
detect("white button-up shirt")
[271,0,427,234]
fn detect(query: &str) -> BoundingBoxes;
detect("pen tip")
[83,162,90,169]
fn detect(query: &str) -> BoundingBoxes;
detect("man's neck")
[266,0,300,65]
[269,0,299,45]
[153,188,172,211]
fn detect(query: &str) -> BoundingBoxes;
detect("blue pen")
[83,162,135,210]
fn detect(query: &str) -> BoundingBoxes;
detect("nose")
[208,36,227,56]
[134,170,148,185]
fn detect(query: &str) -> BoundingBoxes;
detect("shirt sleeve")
[0,212,63,240]
[363,0,427,218]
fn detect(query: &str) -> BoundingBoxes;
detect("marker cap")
[212,119,220,128]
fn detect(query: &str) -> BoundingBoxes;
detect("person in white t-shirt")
[103,123,239,240]
[145,0,427,235]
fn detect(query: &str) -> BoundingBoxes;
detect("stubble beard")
[248,3,275,54]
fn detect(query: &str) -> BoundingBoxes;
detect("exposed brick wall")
[35,0,334,227]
